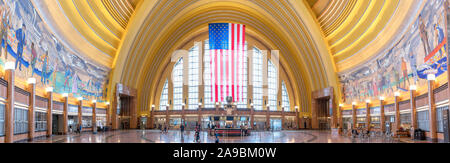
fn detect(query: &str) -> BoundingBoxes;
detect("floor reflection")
[24,129,425,143]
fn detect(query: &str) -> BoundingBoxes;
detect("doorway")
[317,98,331,130]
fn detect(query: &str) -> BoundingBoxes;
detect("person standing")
[419,15,432,56]
[30,42,38,76]
[15,24,26,71]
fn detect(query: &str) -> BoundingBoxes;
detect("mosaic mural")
[0,0,110,101]
[339,0,449,103]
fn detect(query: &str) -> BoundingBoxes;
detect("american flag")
[209,23,246,103]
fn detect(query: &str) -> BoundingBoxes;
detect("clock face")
[226,96,233,103]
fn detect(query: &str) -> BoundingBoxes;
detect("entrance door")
[270,119,282,131]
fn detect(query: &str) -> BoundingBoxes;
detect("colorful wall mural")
[339,0,449,103]
[0,0,110,101]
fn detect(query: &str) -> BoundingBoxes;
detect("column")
[338,104,343,131]
[130,97,137,129]
[62,94,69,135]
[106,102,111,128]
[92,101,97,133]
[428,74,437,142]
[27,78,36,141]
[281,107,285,130]
[46,87,53,137]
[250,104,255,129]
[197,103,202,126]
[266,106,270,130]
[380,97,386,133]
[181,104,185,124]
[112,95,118,130]
[394,92,401,135]
[148,105,155,129]
[4,62,14,143]
[366,100,371,130]
[165,105,170,127]
[295,106,300,129]
[410,86,417,138]
[352,103,357,129]
[77,98,83,132]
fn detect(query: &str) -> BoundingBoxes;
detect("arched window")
[268,60,277,111]
[159,80,169,110]
[188,45,199,110]
[173,58,184,110]
[237,43,248,108]
[282,81,290,112]
[204,40,215,108]
[253,47,263,110]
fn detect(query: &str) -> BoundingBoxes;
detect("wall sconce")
[427,74,436,81]
[27,78,36,84]
[4,62,15,70]
[409,85,417,91]
[45,87,53,92]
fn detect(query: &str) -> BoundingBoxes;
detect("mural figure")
[0,5,10,59]
[340,1,448,103]
[30,42,37,76]
[40,51,49,85]
[419,14,432,56]
[15,23,26,71]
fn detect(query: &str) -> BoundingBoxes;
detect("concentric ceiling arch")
[110,0,340,112]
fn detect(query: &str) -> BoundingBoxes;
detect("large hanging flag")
[209,23,245,103]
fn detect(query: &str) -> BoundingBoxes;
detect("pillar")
[281,107,285,130]
[106,103,111,127]
[251,105,255,129]
[352,103,357,129]
[295,106,300,129]
[380,98,386,133]
[4,63,14,143]
[46,88,53,137]
[311,100,318,129]
[27,78,36,141]
[165,105,170,127]
[111,95,118,130]
[130,97,137,129]
[428,75,437,142]
[410,86,417,137]
[78,99,83,131]
[63,96,68,135]
[181,104,185,124]
[92,101,97,133]
[366,101,371,130]
[338,105,343,130]
[266,106,270,130]
[148,105,155,129]
[394,94,400,134]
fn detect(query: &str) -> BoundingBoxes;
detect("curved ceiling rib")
[55,0,139,63]
[110,0,340,113]
[306,0,422,72]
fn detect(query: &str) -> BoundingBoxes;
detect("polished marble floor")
[21,129,440,143]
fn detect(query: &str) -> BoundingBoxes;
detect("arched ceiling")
[34,0,424,109]
[306,0,423,72]
[33,0,141,68]
[110,0,340,112]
